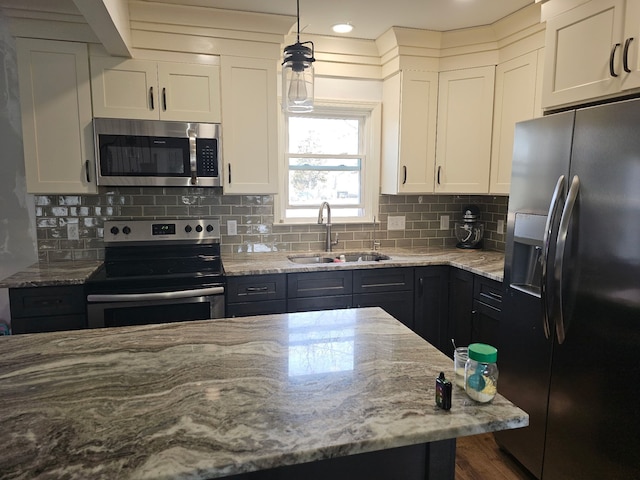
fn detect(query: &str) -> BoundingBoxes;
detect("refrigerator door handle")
[554,175,580,344]
[541,175,566,339]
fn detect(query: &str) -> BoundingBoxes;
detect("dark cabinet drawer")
[226,274,286,303]
[354,291,414,329]
[227,300,287,318]
[473,276,503,310]
[288,295,352,313]
[287,271,353,298]
[10,286,85,318]
[353,267,413,293]
[9,285,87,334]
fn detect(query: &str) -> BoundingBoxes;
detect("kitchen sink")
[287,253,390,264]
[288,255,335,264]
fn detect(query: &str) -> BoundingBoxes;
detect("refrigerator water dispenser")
[510,213,547,297]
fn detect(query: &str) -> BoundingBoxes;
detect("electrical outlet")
[67,223,79,241]
[227,220,237,236]
[440,215,450,230]
[387,216,406,231]
[497,219,505,235]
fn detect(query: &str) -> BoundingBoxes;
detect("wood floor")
[455,433,537,480]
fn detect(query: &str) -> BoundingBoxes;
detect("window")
[278,101,380,223]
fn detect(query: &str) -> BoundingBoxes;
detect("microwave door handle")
[189,129,197,185]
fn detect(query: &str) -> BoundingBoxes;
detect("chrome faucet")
[317,201,339,252]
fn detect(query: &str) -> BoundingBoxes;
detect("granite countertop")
[223,247,505,282]
[0,260,103,288]
[0,248,504,289]
[0,307,527,479]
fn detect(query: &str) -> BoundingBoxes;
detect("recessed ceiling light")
[332,23,354,34]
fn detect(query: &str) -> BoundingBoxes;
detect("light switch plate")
[387,216,406,230]
[497,219,505,235]
[440,215,450,230]
[227,220,237,236]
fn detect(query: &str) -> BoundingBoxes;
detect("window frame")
[276,100,381,225]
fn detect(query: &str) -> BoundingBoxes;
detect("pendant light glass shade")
[282,0,315,113]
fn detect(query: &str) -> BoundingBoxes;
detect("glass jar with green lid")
[464,343,498,403]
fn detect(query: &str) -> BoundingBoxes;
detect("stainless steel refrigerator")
[494,98,640,479]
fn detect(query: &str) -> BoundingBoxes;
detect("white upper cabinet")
[541,0,637,109]
[17,38,97,194]
[435,66,496,194]
[381,70,438,194]
[490,50,543,194]
[220,56,278,194]
[90,57,221,122]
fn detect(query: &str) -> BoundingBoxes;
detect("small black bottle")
[435,371,452,410]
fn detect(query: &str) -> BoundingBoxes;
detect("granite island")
[0,307,527,479]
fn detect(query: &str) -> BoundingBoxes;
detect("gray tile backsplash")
[34,187,507,262]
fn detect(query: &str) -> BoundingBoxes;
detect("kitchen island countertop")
[0,307,527,479]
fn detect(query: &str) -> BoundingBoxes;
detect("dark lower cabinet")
[471,275,503,349]
[226,274,287,317]
[288,295,352,313]
[9,285,87,334]
[447,268,474,355]
[414,266,449,353]
[353,267,414,328]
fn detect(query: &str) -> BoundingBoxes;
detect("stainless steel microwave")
[93,118,221,187]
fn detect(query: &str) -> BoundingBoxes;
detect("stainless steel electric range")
[85,218,225,328]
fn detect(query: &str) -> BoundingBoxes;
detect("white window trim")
[276,99,381,225]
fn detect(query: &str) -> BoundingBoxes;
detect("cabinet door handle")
[85,159,91,183]
[437,166,442,185]
[623,37,634,73]
[162,87,167,111]
[402,166,407,185]
[149,87,154,110]
[228,164,232,184]
[418,277,424,296]
[610,43,621,77]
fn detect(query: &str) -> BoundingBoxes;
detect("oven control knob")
[206,224,214,232]
[196,225,203,233]
[185,225,192,233]
[110,226,119,235]
[122,226,131,235]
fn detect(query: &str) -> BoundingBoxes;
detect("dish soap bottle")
[465,343,498,403]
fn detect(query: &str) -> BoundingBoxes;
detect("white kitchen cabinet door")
[220,56,278,194]
[157,63,221,122]
[490,51,541,195]
[17,39,97,194]
[435,66,495,194]
[91,57,221,122]
[541,0,625,109]
[381,70,438,194]
[620,0,640,91]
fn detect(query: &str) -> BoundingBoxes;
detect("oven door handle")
[87,286,225,303]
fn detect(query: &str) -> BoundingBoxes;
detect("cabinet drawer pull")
[623,37,634,73]
[246,286,268,292]
[149,87,154,110]
[610,42,621,77]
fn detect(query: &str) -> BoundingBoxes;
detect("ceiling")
[148,0,536,39]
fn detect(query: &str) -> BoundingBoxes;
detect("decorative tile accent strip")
[33,187,507,262]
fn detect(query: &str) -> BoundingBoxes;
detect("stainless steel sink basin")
[288,255,335,264]
[287,252,390,264]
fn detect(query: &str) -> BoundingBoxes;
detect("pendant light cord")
[296,0,300,42]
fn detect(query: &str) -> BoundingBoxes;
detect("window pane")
[289,169,361,206]
[289,116,359,155]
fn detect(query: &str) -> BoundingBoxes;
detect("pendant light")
[282,0,315,113]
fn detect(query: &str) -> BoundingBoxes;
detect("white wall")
[0,12,38,331]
